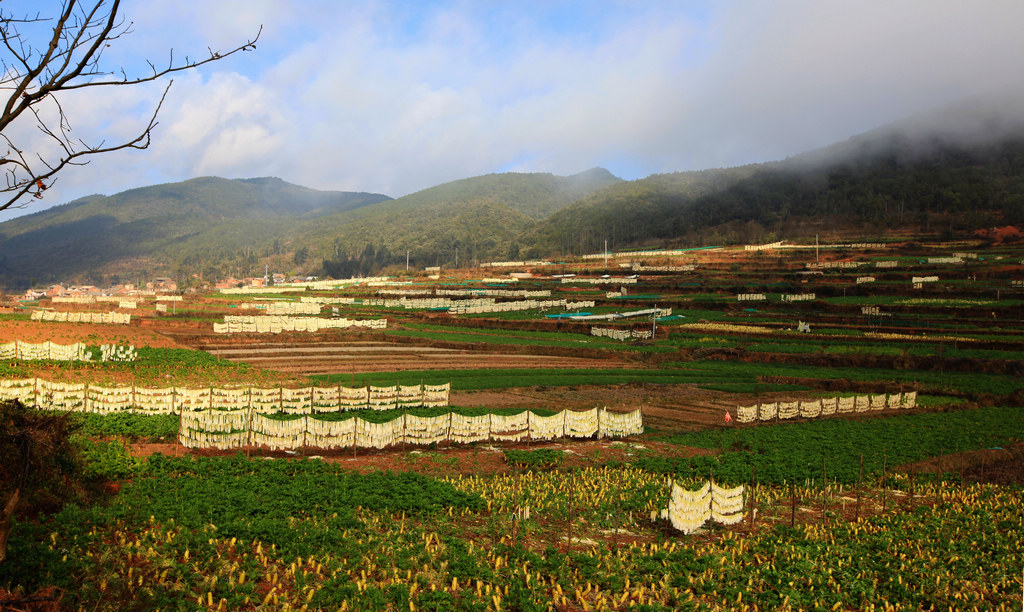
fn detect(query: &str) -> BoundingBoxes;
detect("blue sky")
[3,0,1024,218]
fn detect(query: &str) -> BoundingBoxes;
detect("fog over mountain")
[789,87,1024,169]
[2,91,1024,290]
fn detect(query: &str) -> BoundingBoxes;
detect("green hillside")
[0,169,622,288]
[518,166,762,257]
[523,131,1024,257]
[3,94,1024,288]
[302,168,622,274]
[0,177,389,289]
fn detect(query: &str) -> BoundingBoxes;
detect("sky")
[3,0,1024,219]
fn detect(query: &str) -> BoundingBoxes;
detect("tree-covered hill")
[0,169,622,288]
[302,168,622,274]
[0,177,390,289]
[517,165,763,257]
[522,125,1024,257]
[2,92,1024,288]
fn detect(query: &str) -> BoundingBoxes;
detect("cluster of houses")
[19,273,321,301]
[19,278,178,301]
[214,274,319,290]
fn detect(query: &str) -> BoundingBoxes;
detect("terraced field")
[4,239,1024,610]
[198,339,632,374]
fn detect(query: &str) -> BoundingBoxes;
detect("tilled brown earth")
[898,442,1024,485]
[0,319,186,348]
[201,340,634,375]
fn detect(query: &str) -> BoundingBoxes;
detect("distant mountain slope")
[0,177,389,289]
[373,167,622,221]
[518,166,762,257]
[523,98,1024,256]
[302,168,622,272]
[4,91,1024,288]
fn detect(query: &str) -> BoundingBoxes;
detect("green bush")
[503,449,563,470]
[76,439,138,480]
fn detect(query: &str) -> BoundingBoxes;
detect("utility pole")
[406,250,410,271]
[604,239,608,269]
[455,247,459,269]
[815,234,820,264]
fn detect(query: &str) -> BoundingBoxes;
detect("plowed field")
[197,339,636,375]
[0,319,186,348]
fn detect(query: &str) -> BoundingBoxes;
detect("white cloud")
[162,72,288,176]
[226,2,705,195]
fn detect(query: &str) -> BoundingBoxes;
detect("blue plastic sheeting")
[545,313,591,318]
[744,308,758,312]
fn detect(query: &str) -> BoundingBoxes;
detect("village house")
[146,277,178,292]
[109,284,136,296]
[20,288,46,301]
[66,285,101,296]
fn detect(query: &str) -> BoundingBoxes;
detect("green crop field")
[3,450,1020,610]
[4,240,1024,610]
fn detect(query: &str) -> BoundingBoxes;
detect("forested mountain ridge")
[0,177,390,289]
[0,170,623,288]
[518,165,764,257]
[2,94,1023,289]
[523,121,1024,257]
[307,168,623,277]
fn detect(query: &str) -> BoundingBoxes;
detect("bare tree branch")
[0,0,261,211]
